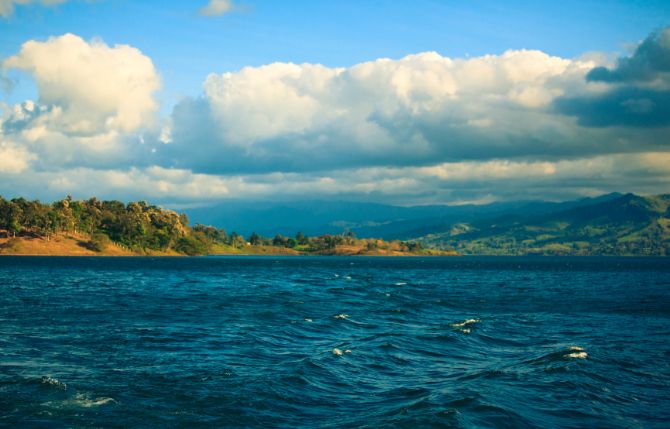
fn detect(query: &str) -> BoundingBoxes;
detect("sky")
[0,0,669,206]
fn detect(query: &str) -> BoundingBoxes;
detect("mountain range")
[183,192,670,255]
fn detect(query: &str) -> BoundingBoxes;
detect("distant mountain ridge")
[183,192,670,255]
[183,192,625,239]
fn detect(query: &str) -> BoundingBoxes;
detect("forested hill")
[0,196,437,256]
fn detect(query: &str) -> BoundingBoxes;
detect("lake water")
[0,256,669,428]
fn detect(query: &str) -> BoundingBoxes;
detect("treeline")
[0,196,427,255]
[193,225,425,254]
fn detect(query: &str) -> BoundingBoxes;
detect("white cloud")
[199,0,234,17]
[164,49,630,174]
[3,33,160,135]
[0,0,65,17]
[204,49,581,142]
[1,34,160,172]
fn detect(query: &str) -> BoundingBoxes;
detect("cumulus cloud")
[161,50,609,174]
[0,34,160,172]
[199,0,234,17]
[4,33,160,135]
[0,0,65,17]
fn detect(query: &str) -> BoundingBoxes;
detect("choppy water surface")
[1,256,669,428]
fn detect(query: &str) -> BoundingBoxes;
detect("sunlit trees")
[0,195,211,254]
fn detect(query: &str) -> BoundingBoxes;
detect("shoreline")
[0,235,453,257]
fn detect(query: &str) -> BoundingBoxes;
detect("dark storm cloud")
[555,27,670,129]
[555,87,670,128]
[587,28,670,83]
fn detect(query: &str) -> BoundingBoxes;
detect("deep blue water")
[1,256,669,428]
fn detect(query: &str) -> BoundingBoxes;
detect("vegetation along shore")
[0,196,449,256]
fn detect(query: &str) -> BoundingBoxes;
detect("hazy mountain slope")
[419,194,670,255]
[182,193,624,240]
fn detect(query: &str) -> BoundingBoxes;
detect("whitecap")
[334,314,349,319]
[565,346,587,359]
[332,348,352,356]
[71,394,116,408]
[395,282,407,286]
[450,319,480,328]
[41,376,67,390]
[304,318,313,323]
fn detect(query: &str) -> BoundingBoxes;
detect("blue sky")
[0,0,669,204]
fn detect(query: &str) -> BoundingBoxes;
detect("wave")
[44,393,116,409]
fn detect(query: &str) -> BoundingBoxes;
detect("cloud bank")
[1,29,669,204]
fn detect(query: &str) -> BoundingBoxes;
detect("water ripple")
[0,256,669,428]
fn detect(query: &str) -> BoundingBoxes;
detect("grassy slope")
[0,235,133,256]
[0,234,180,256]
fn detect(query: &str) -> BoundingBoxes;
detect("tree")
[273,234,287,247]
[249,232,262,245]
[7,200,24,238]
[229,231,245,247]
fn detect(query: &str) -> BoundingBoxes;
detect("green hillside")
[419,194,670,256]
